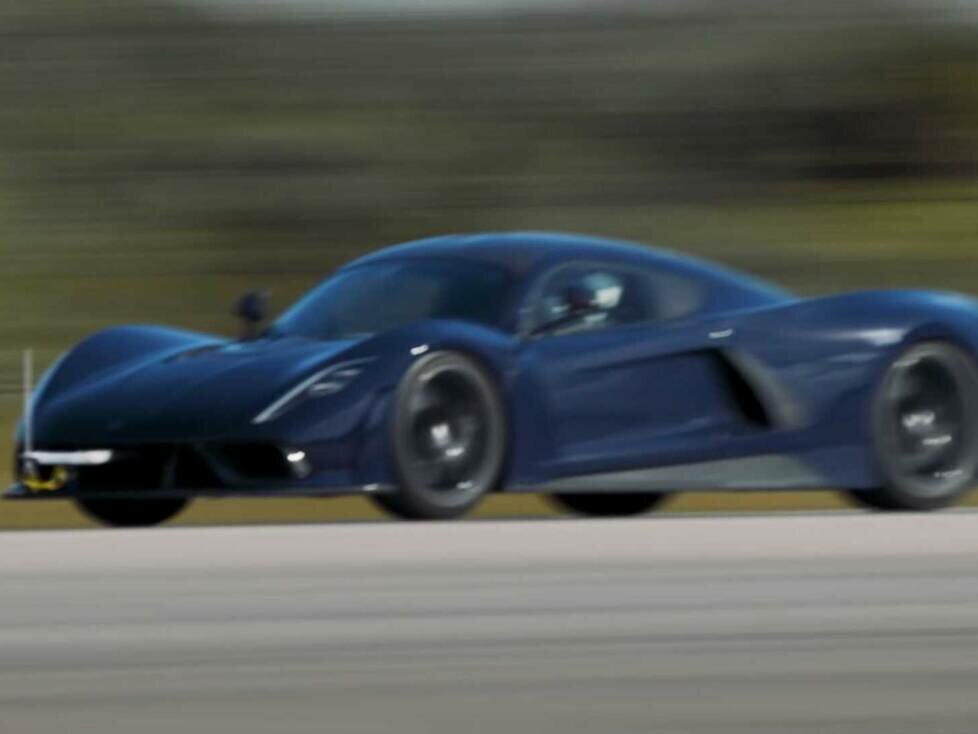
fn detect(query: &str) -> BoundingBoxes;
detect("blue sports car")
[9,232,978,526]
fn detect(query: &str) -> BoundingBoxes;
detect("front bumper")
[6,441,393,500]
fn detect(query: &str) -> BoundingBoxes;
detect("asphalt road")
[3,513,978,734]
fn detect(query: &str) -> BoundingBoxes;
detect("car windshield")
[272,258,517,340]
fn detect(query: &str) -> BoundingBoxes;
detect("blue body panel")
[10,232,978,500]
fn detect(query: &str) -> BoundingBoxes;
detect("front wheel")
[845,341,978,511]
[549,492,669,517]
[371,351,506,520]
[76,498,189,527]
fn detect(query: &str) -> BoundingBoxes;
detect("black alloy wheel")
[846,342,978,511]
[372,352,506,520]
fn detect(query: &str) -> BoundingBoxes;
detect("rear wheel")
[372,352,506,520]
[549,492,668,517]
[845,341,978,511]
[76,498,189,527]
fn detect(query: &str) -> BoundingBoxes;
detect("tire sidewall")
[548,492,667,517]
[384,351,506,519]
[869,341,978,510]
[76,498,189,527]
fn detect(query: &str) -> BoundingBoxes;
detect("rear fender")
[734,291,978,467]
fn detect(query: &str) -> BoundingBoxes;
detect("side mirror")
[234,291,269,339]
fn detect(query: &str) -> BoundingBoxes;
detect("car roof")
[346,231,790,308]
[348,232,681,275]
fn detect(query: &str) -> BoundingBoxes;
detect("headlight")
[253,358,374,425]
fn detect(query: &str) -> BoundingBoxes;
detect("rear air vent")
[713,354,772,428]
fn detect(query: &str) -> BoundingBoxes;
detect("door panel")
[520,318,753,476]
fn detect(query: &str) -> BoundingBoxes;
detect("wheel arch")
[901,321,978,363]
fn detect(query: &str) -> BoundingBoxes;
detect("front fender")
[37,326,224,408]
[357,319,520,386]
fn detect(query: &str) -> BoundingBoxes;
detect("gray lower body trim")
[521,455,825,493]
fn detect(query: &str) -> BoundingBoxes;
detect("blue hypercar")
[8,232,978,526]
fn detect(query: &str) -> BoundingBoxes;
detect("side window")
[528,264,654,336]
[525,262,703,336]
[645,270,703,321]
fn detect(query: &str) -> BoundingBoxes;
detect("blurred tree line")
[2,0,978,389]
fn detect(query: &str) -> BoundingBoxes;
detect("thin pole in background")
[23,348,33,455]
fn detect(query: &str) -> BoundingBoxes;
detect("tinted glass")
[529,265,654,335]
[527,263,703,336]
[274,259,516,340]
[646,270,703,321]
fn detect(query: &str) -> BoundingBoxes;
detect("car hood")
[35,335,365,444]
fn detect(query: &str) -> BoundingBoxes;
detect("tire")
[845,341,978,512]
[371,351,506,520]
[76,498,189,527]
[549,492,668,518]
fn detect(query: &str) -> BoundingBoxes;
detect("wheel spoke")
[402,364,495,495]
[412,455,451,488]
[886,351,974,494]
[409,381,445,415]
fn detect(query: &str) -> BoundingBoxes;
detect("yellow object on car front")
[22,465,70,492]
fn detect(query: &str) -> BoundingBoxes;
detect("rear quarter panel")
[734,290,978,488]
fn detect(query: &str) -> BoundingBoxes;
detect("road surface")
[3,513,978,733]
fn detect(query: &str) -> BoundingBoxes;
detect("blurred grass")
[0,495,848,531]
[3,486,975,531]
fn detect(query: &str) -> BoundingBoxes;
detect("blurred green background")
[3,0,978,527]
